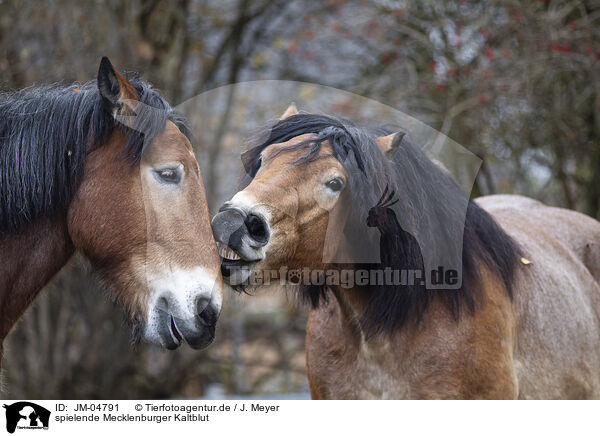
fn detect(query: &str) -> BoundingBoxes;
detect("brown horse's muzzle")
[152,294,219,350]
[152,293,220,350]
[142,266,222,350]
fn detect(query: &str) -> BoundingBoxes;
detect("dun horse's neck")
[329,283,371,342]
[0,215,74,343]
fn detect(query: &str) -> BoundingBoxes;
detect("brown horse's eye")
[154,166,182,185]
[325,177,344,192]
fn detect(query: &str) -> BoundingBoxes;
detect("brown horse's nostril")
[197,298,219,327]
[244,213,269,246]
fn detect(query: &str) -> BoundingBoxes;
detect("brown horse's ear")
[280,102,299,119]
[97,56,139,115]
[375,132,406,157]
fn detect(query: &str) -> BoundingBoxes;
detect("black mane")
[0,77,190,234]
[244,113,522,337]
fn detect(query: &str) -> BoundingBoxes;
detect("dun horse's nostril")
[244,213,269,246]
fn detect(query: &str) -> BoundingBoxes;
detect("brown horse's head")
[68,58,222,349]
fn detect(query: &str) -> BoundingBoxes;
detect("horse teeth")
[217,243,241,261]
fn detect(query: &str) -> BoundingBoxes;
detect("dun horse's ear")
[97,56,139,115]
[375,132,406,157]
[280,102,299,119]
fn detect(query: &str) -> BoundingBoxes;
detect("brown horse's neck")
[0,214,74,344]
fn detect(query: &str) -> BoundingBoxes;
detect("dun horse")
[212,105,600,399]
[0,58,223,359]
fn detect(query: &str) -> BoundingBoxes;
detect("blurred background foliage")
[0,0,599,398]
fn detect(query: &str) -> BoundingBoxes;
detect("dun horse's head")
[212,105,394,286]
[68,58,222,349]
[212,106,520,338]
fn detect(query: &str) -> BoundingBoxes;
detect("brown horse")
[0,57,223,359]
[212,105,600,399]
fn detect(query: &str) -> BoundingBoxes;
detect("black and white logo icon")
[3,402,50,433]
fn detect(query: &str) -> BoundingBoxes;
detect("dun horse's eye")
[325,177,344,192]
[154,166,182,185]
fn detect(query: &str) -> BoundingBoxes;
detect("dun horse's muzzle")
[211,206,270,280]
